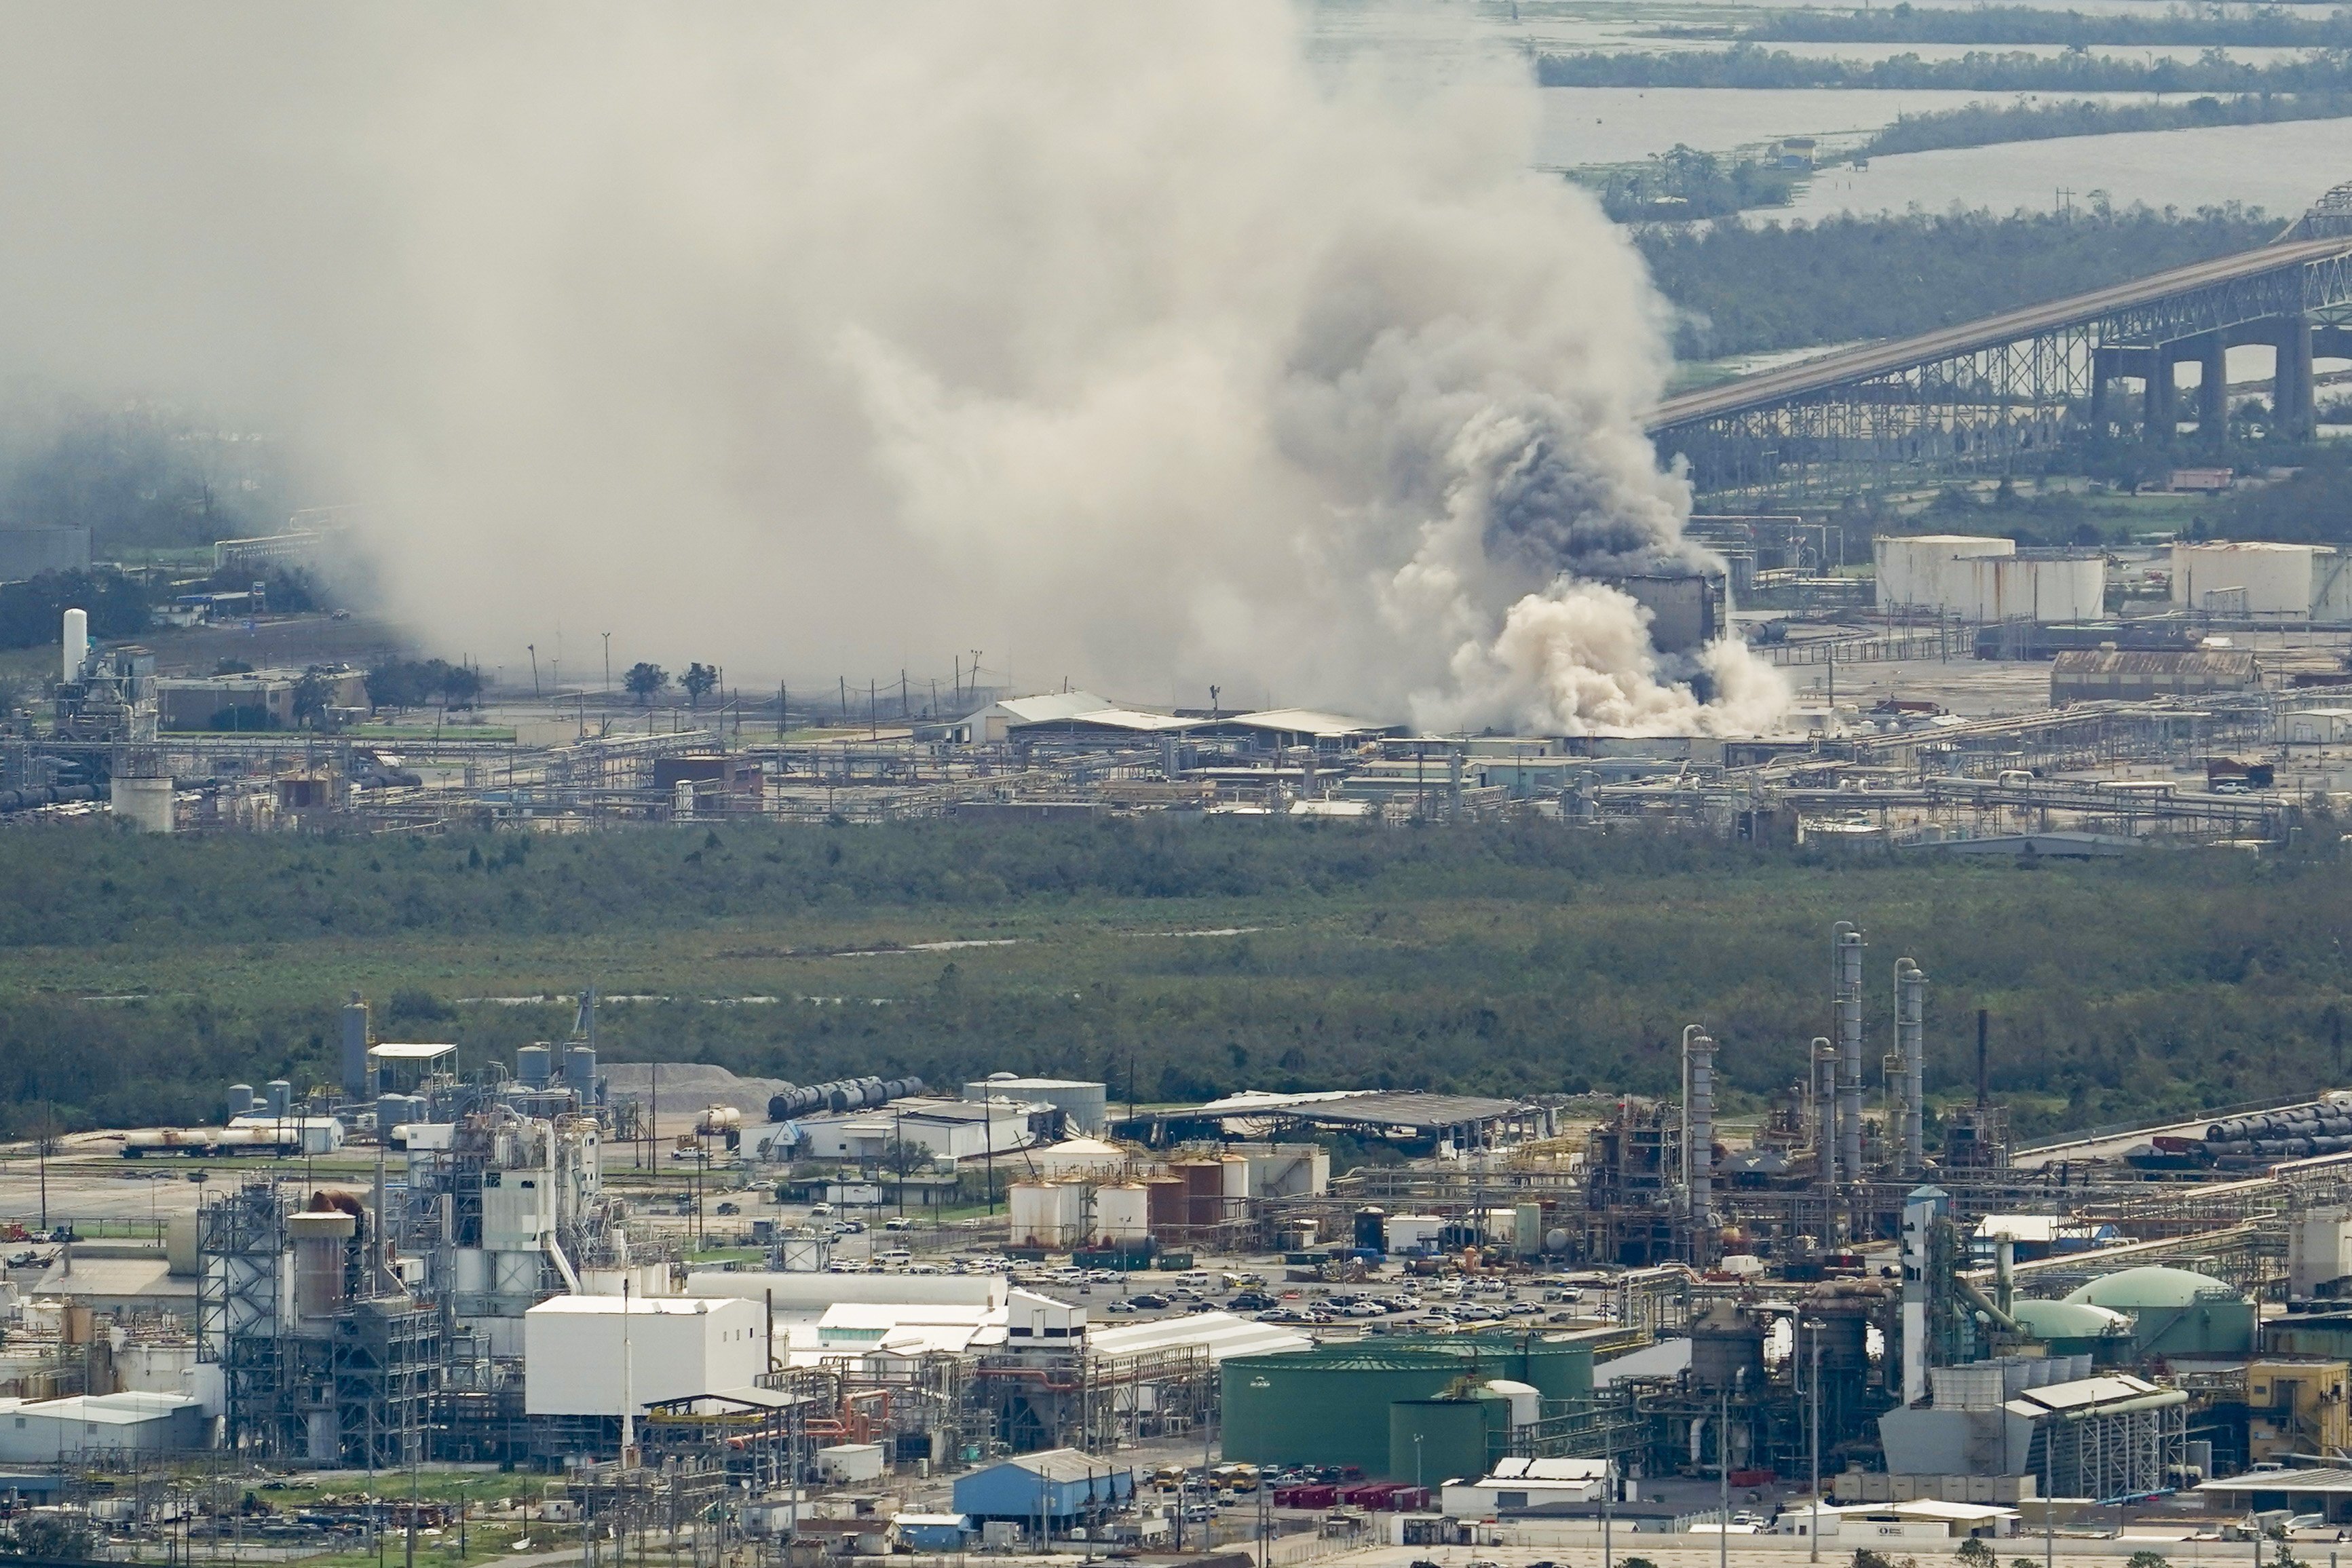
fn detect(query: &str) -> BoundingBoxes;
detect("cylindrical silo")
[516,1045,551,1088]
[227,1084,254,1118]
[60,607,86,685]
[265,1079,292,1119]
[1388,1394,1508,1487]
[1095,1184,1149,1244]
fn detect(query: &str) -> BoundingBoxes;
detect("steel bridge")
[1648,182,2352,501]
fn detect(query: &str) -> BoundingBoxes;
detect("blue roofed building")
[892,1514,976,1552]
[951,1449,1135,1527]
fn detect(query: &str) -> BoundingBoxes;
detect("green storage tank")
[1388,1394,1509,1488]
[1221,1349,1466,1476]
[2060,1266,2256,1357]
[1386,1333,1595,1403]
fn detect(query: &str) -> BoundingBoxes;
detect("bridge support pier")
[2276,313,2315,439]
[2197,332,2229,440]
[2144,349,2177,439]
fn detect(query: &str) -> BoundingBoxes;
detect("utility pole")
[602,632,611,695]
[780,683,788,742]
[527,644,540,699]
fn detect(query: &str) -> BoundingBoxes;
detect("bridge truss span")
[1648,231,2352,502]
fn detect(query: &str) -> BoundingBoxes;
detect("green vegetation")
[0,820,2349,1148]
[0,399,290,554]
[0,563,331,653]
[1537,45,2352,92]
[1858,92,2352,159]
[1734,5,2352,47]
[1590,147,1806,221]
[2197,446,2352,543]
[1635,206,2275,360]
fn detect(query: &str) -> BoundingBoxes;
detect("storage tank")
[1144,1175,1187,1238]
[61,607,86,684]
[2173,540,2317,617]
[1095,1184,1150,1244]
[2060,1265,2255,1356]
[1388,1394,1509,1487]
[516,1045,552,1089]
[563,1045,598,1099]
[1483,1379,1540,1430]
[1876,534,2011,612]
[1221,1348,1469,1476]
[264,1079,292,1120]
[1010,1182,1083,1248]
[1386,1333,1595,1402]
[226,1084,254,1118]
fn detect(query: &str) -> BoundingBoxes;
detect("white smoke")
[0,3,1787,735]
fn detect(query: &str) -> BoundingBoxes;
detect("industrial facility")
[0,909,2346,1565]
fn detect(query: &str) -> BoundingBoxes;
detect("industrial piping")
[1895,959,1927,1177]
[1832,923,1865,1212]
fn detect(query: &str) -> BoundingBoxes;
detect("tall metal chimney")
[1832,923,1865,1200]
[1895,959,1927,1176]
[341,993,371,1100]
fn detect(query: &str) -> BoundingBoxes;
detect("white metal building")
[963,1077,1109,1134]
[791,1097,1043,1163]
[0,1392,206,1460]
[523,1295,768,1416]
[1875,535,2104,623]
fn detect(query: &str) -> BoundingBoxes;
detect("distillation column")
[1833,923,1865,1212]
[1894,959,1927,1177]
[1684,1027,1718,1260]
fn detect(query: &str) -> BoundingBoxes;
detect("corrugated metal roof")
[1087,1310,1311,1361]
[1287,1092,1530,1131]
[2050,650,2258,677]
[999,1448,1128,1483]
[2198,1467,2352,1494]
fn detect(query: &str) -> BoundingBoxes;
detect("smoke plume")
[0,3,1786,735]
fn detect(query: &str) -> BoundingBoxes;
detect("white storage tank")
[1485,1378,1542,1430]
[1095,1184,1150,1243]
[1009,1181,1084,1248]
[1876,534,2013,611]
[2173,540,2320,617]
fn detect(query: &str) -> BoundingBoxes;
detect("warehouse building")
[0,1391,206,1460]
[964,1077,1108,1134]
[2049,649,2260,705]
[951,1449,1135,1527]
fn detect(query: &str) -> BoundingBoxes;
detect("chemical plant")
[1,925,2351,1563]
[18,522,2352,853]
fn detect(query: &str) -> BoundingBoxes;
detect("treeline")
[1733,5,2352,47]
[2195,447,2352,543]
[0,569,151,651]
[1857,92,2352,158]
[1537,45,2352,92]
[1595,147,1805,221]
[1636,205,2276,360]
[1,819,2351,1142]
[0,565,333,653]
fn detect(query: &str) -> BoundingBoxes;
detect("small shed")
[950,1449,1135,1525]
[893,1513,975,1552]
